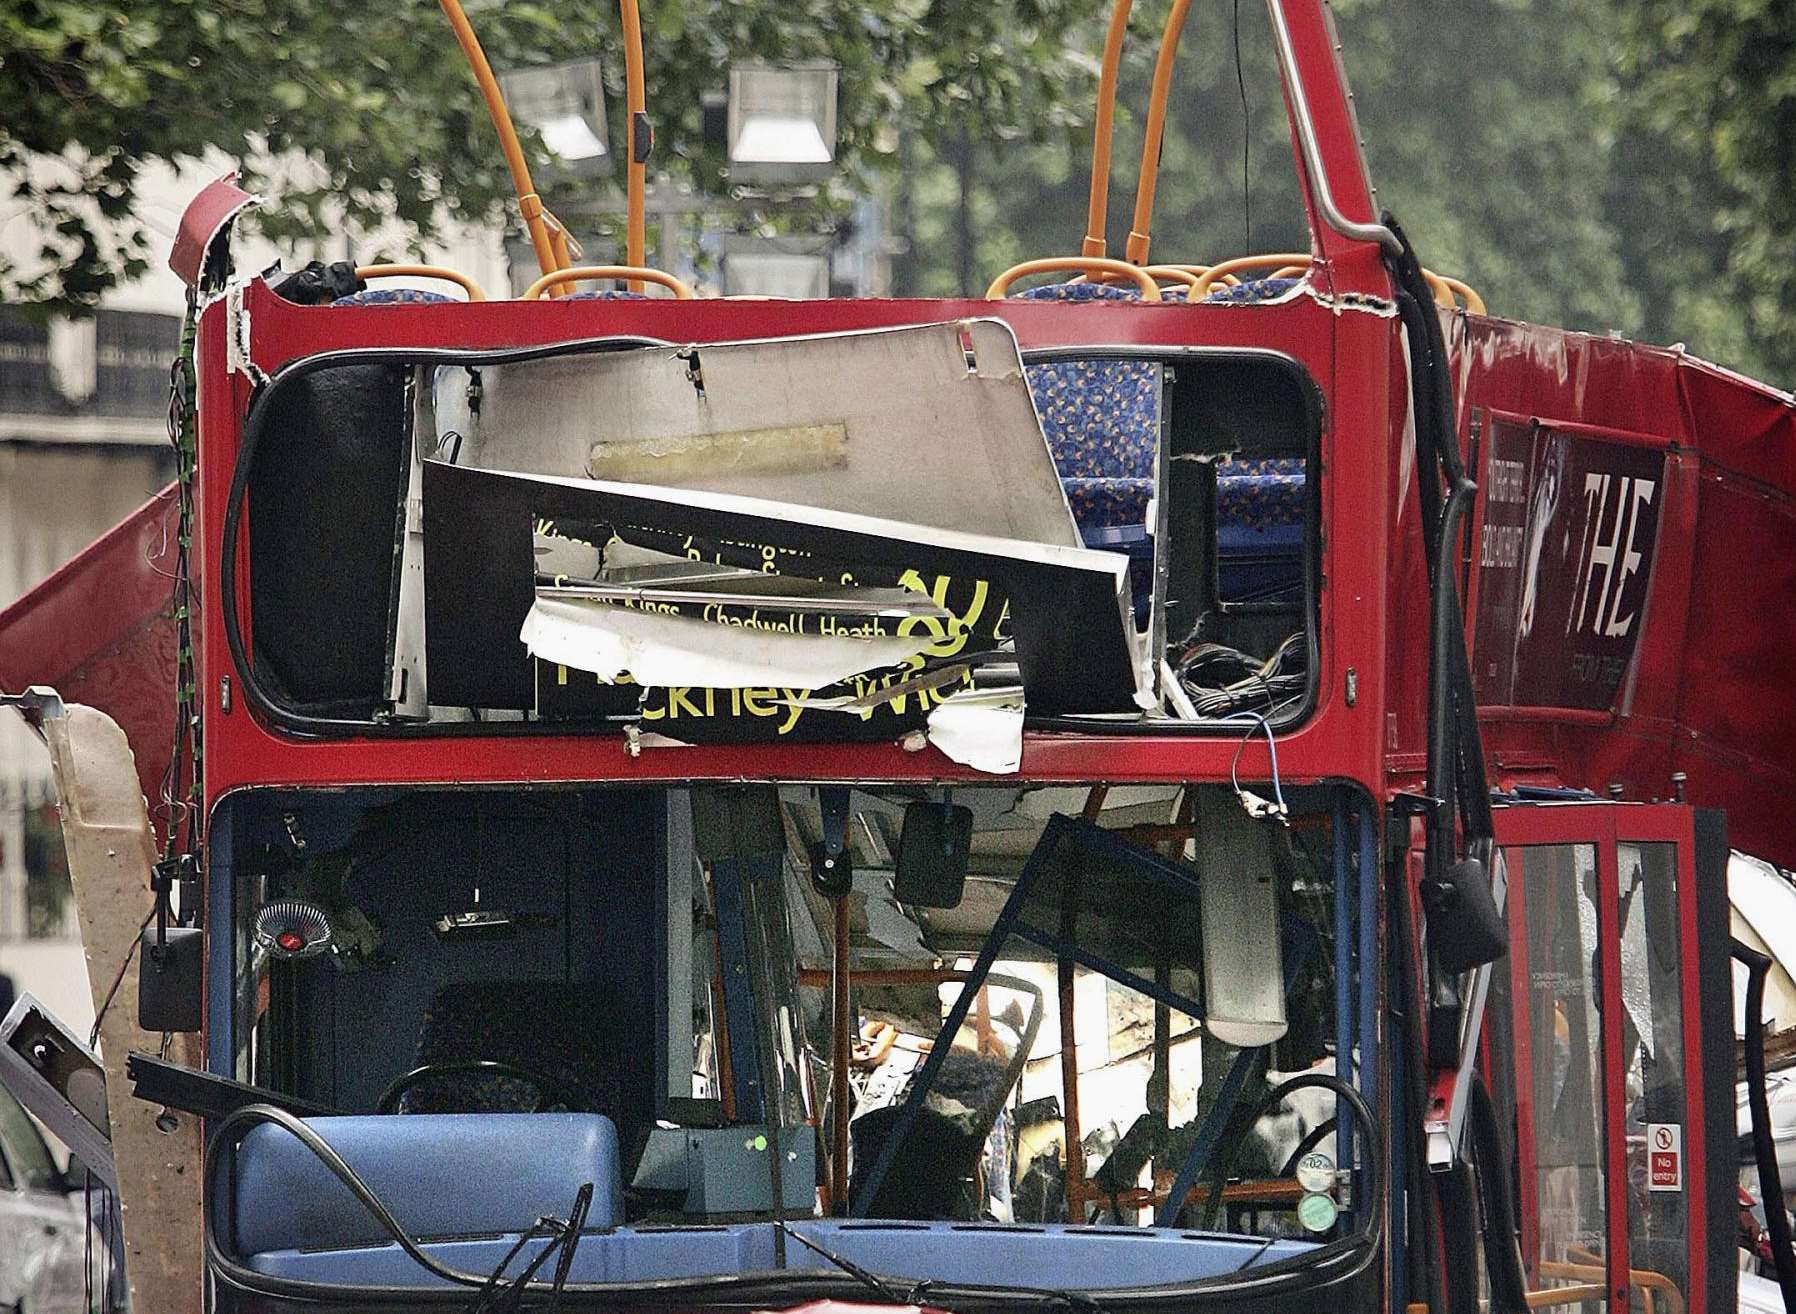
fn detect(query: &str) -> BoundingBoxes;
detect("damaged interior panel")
[211,779,1363,1293]
[232,323,1319,757]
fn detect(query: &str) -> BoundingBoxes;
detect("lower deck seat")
[233,1113,624,1260]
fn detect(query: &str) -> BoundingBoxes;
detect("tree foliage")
[0,0,1094,307]
[3,0,1793,384]
[897,0,1793,383]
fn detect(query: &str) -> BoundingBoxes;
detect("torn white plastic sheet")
[925,686,1025,774]
[522,596,937,691]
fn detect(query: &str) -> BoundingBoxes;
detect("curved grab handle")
[1188,253,1314,299]
[986,257,1162,301]
[354,265,486,301]
[522,265,696,300]
[1142,265,1204,293]
[1434,274,1487,315]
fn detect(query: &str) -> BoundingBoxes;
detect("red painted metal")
[1448,314,1796,868]
[1615,804,1707,1314]
[183,279,1398,812]
[0,489,180,835]
[168,173,256,288]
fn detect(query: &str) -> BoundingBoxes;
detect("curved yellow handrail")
[436,0,558,280]
[1082,0,1136,257]
[522,265,696,300]
[354,265,486,301]
[986,258,1163,301]
[1157,263,1241,288]
[1189,252,1313,299]
[1543,1255,1683,1314]
[1143,265,1204,293]
[1125,0,1194,266]
[1435,274,1488,315]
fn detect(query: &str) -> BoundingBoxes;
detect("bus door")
[1485,801,1735,1314]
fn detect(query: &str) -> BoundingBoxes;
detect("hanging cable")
[1233,0,1251,252]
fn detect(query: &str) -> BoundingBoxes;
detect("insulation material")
[587,423,848,481]
[521,595,938,692]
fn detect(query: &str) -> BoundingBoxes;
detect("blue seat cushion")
[234,1113,622,1255]
[1062,476,1153,531]
[1026,358,1160,484]
[1014,281,1141,304]
[1203,277,1300,304]
[1216,457,1305,534]
[331,288,455,306]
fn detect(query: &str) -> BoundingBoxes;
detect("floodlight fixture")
[726,62,839,188]
[721,235,832,298]
[500,58,611,177]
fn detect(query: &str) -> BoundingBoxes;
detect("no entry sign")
[1648,1123,1683,1192]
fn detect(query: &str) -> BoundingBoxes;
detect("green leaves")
[1,0,1094,308]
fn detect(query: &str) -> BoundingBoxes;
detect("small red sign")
[1647,1123,1682,1192]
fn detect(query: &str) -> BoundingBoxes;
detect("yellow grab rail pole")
[620,0,649,292]
[436,0,561,282]
[1083,0,1135,258]
[1125,0,1193,266]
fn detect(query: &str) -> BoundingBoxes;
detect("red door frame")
[1490,801,1706,1314]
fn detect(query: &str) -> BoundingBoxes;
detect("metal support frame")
[1263,0,1398,254]
[710,858,766,1123]
[850,813,1208,1217]
[1422,850,1506,1171]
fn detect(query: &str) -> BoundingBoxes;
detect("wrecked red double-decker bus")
[4,2,1796,1313]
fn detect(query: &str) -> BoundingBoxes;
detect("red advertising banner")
[1473,418,1665,711]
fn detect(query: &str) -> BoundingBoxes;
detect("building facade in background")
[0,158,507,1029]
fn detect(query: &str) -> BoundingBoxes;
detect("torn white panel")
[926,687,1025,775]
[521,596,936,691]
[463,320,1079,547]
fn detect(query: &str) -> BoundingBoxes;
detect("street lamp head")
[726,62,839,188]
[500,59,611,178]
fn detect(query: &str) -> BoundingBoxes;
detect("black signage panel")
[1473,417,1665,711]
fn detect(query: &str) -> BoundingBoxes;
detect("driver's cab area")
[209,779,1378,1308]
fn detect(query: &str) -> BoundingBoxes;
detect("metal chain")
[162,296,202,870]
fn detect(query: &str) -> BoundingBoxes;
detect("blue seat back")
[234,1113,622,1255]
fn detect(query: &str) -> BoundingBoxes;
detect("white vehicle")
[0,1083,90,1314]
